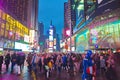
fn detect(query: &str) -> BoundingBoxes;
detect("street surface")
[0,64,120,80]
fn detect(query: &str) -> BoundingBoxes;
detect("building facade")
[0,0,39,52]
[38,22,45,52]
[73,0,120,53]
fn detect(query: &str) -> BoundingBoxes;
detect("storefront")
[75,29,89,53]
[88,9,120,49]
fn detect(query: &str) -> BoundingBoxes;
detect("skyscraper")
[68,0,76,34]
[64,0,76,37]
[0,0,39,51]
[1,0,29,26]
[64,2,69,28]
[1,0,38,30]
[38,22,44,36]
[38,22,45,52]
[27,0,38,30]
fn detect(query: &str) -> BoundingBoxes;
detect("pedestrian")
[16,53,21,75]
[43,55,49,79]
[56,55,62,75]
[11,52,17,73]
[68,55,74,77]
[0,54,3,74]
[100,55,106,76]
[26,52,33,72]
[105,55,118,80]
[82,50,95,80]
[5,52,11,72]
[31,53,39,75]
[62,54,67,70]
[20,52,25,70]
[38,55,42,72]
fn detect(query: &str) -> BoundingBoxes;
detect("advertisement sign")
[15,42,30,51]
[73,0,85,33]
[3,40,14,49]
[29,30,35,43]
[49,29,53,36]
[89,20,120,49]
[96,0,120,16]
[49,41,53,48]
[24,35,30,43]
[54,38,56,45]
[76,29,89,52]
[85,0,96,21]
[49,36,53,41]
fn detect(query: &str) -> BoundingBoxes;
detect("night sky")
[38,0,67,39]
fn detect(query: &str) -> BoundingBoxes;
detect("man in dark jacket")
[11,52,17,73]
[5,52,11,71]
[0,54,3,74]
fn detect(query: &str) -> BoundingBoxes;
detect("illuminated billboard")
[85,0,96,21]
[76,29,89,52]
[24,35,30,43]
[54,39,56,45]
[3,40,14,49]
[89,20,120,49]
[49,41,53,48]
[49,29,53,36]
[76,0,85,25]
[15,42,30,51]
[73,0,85,33]
[49,36,53,41]
[29,30,35,43]
[0,9,29,39]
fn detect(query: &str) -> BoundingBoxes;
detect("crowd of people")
[0,51,25,74]
[0,50,119,80]
[26,50,120,80]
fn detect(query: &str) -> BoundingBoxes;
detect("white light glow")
[66,30,70,36]
[15,42,30,51]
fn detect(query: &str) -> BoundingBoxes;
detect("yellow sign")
[5,14,29,36]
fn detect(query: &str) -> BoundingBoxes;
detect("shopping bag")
[18,65,21,74]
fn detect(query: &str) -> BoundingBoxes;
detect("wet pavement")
[0,64,120,80]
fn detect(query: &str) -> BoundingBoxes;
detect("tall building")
[1,0,38,29]
[68,0,76,34]
[1,0,29,26]
[38,22,45,52]
[38,22,44,36]
[64,2,69,28]
[27,0,38,30]
[63,0,76,39]
[27,0,39,51]
[0,0,39,51]
[46,21,60,52]
[55,34,60,51]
